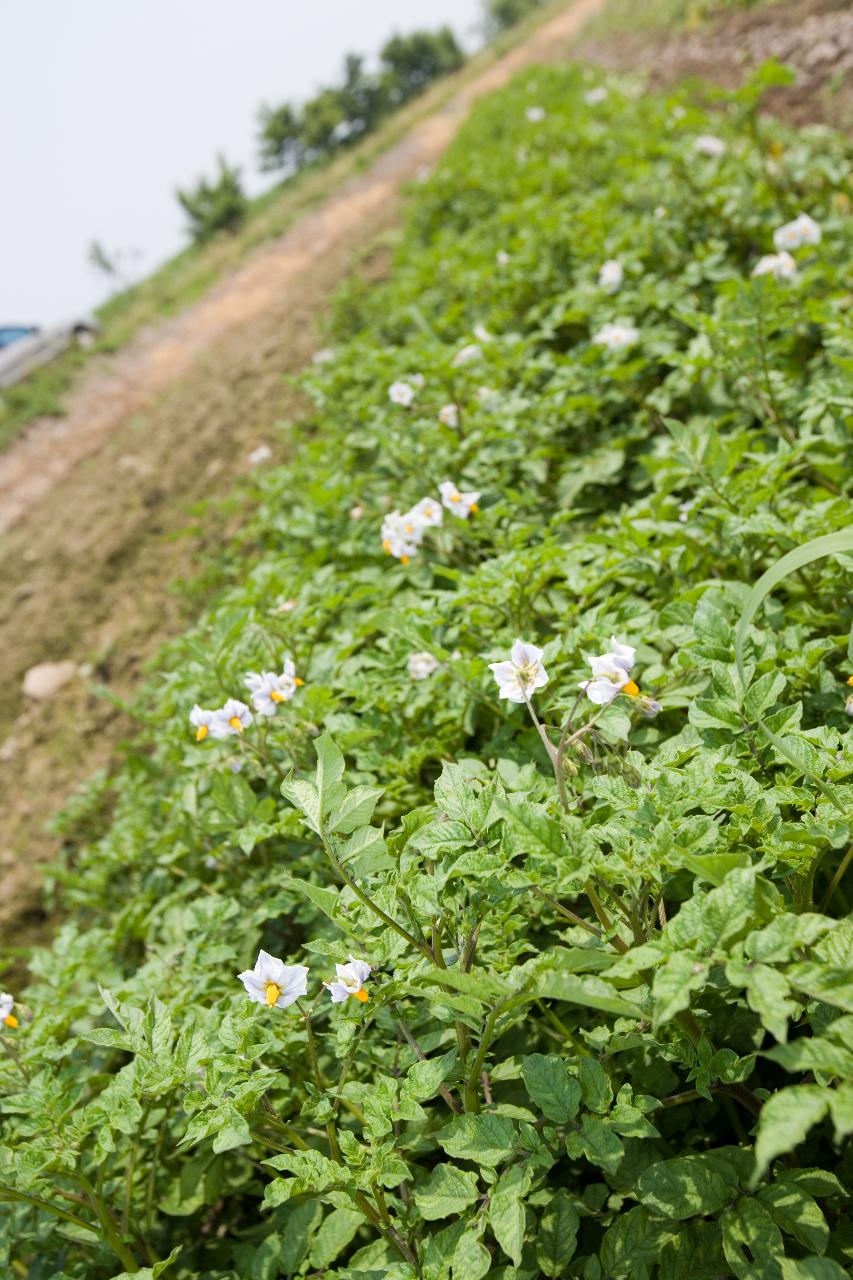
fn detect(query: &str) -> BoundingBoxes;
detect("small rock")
[22,660,78,700]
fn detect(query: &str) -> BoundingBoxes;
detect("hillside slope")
[2,46,851,1280]
[0,0,602,949]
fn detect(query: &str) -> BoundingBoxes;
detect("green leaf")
[522,1054,582,1123]
[488,1164,530,1266]
[752,1085,830,1184]
[451,1226,492,1280]
[111,1247,182,1280]
[327,785,383,835]
[780,1260,850,1280]
[308,1207,365,1269]
[652,952,708,1028]
[437,1114,518,1167]
[413,1164,480,1221]
[536,1188,579,1277]
[721,1197,784,1280]
[637,1154,739,1220]
[758,1183,829,1254]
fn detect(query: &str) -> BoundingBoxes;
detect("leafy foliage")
[175,154,248,243]
[258,30,464,173]
[2,62,853,1280]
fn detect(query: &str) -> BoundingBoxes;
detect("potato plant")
[1,61,852,1280]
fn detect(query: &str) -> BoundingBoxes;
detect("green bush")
[176,154,248,244]
[2,62,853,1280]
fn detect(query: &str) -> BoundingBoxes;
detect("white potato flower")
[452,343,482,367]
[189,704,225,742]
[439,403,459,427]
[526,106,546,123]
[409,496,443,529]
[489,639,549,704]
[238,951,309,1010]
[584,86,608,105]
[381,511,421,564]
[439,481,480,518]
[496,250,511,266]
[598,259,624,293]
[312,347,335,365]
[389,379,416,407]
[473,324,492,342]
[408,651,440,681]
[773,213,821,251]
[245,663,301,716]
[846,695,853,717]
[594,322,639,352]
[752,251,797,281]
[324,957,372,1004]
[1,992,18,1029]
[693,134,726,158]
[217,698,254,735]
[580,653,640,705]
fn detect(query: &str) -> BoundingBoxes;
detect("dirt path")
[0,0,603,952]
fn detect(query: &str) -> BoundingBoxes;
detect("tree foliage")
[175,154,248,243]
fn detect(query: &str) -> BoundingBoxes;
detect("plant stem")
[819,844,853,914]
[78,1174,139,1271]
[464,995,530,1114]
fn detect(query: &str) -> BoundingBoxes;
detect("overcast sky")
[1,1,485,325]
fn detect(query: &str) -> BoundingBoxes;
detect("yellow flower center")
[401,555,410,566]
[294,677,304,686]
[270,690,285,703]
[623,679,639,698]
[196,724,208,741]
[404,522,415,534]
[352,987,369,1003]
[847,675,853,687]
[265,982,282,1007]
[382,539,391,553]
[229,716,244,731]
[451,493,461,502]
[470,503,479,513]
[3,1014,18,1029]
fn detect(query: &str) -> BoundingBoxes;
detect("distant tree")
[483,0,546,36]
[176,155,248,244]
[258,101,304,173]
[255,26,467,176]
[379,28,465,106]
[299,88,348,159]
[337,53,386,139]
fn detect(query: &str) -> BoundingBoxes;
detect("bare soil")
[577,0,853,129]
[0,0,604,958]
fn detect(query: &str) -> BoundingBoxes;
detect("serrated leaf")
[522,1054,582,1124]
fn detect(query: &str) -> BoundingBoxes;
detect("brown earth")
[0,0,604,960]
[578,0,853,129]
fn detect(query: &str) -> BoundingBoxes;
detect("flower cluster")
[773,212,821,251]
[237,951,372,1008]
[381,480,480,563]
[753,251,797,281]
[190,660,302,740]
